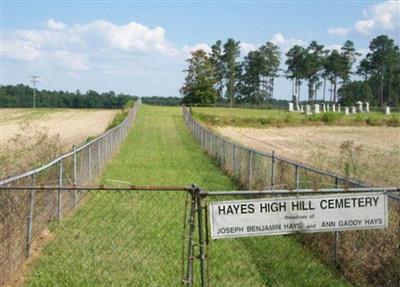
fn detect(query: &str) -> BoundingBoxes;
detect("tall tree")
[239,42,281,105]
[357,35,400,106]
[321,49,331,102]
[223,38,241,107]
[259,42,281,100]
[325,49,347,103]
[303,41,325,102]
[180,50,218,104]
[285,45,307,105]
[340,40,360,84]
[209,40,225,101]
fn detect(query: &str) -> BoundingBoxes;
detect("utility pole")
[30,75,39,108]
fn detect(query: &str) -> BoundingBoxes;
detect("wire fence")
[182,105,367,191]
[182,105,400,287]
[0,99,141,286]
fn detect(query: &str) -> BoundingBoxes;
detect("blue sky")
[2,1,399,100]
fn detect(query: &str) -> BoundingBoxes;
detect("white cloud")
[368,0,399,30]
[71,20,179,56]
[328,27,349,36]
[328,1,399,36]
[47,19,67,30]
[240,42,258,55]
[271,33,285,45]
[325,44,342,52]
[54,50,89,71]
[354,20,375,35]
[5,19,181,62]
[1,39,41,61]
[3,19,193,74]
[270,33,304,52]
[182,43,211,57]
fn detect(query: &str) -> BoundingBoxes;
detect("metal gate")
[185,187,400,287]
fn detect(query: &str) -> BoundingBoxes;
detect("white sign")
[209,192,387,239]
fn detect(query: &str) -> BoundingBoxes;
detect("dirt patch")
[216,125,400,186]
[5,228,54,287]
[0,109,118,149]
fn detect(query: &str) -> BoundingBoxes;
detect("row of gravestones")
[288,102,392,115]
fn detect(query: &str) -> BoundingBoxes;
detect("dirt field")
[215,126,400,186]
[0,108,118,149]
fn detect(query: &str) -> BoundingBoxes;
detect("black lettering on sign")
[218,203,255,215]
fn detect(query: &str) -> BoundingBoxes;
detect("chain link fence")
[17,187,188,287]
[183,106,400,287]
[0,99,141,286]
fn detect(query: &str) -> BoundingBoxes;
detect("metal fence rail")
[182,105,400,287]
[0,99,141,286]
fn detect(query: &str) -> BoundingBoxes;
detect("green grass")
[192,107,400,127]
[106,110,129,130]
[25,105,349,286]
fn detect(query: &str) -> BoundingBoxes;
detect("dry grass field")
[215,125,400,186]
[0,108,118,149]
[0,108,119,179]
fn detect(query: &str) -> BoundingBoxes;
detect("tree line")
[181,35,400,107]
[0,84,137,108]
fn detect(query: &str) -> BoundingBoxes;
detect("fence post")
[210,134,214,155]
[223,140,226,169]
[88,144,92,181]
[73,145,77,207]
[248,150,253,190]
[271,151,275,189]
[57,160,63,221]
[233,144,236,179]
[295,165,299,190]
[97,140,101,175]
[196,187,207,287]
[185,187,197,286]
[334,177,340,269]
[26,174,35,256]
[207,132,210,154]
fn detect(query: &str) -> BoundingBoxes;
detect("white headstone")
[305,104,312,115]
[357,101,363,112]
[314,104,320,114]
[344,107,349,115]
[322,103,326,112]
[338,104,341,112]
[385,106,391,115]
[327,104,330,112]
[351,106,357,114]
[332,104,336,112]
[300,105,304,112]
[288,102,294,112]
[365,102,370,112]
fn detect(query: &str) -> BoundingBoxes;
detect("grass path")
[26,106,349,286]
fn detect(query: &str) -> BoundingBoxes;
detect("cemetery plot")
[191,106,400,128]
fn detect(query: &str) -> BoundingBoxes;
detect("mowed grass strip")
[25,105,349,286]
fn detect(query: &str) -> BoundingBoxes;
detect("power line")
[30,75,39,108]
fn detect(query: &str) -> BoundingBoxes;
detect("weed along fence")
[0,99,141,286]
[182,105,400,286]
